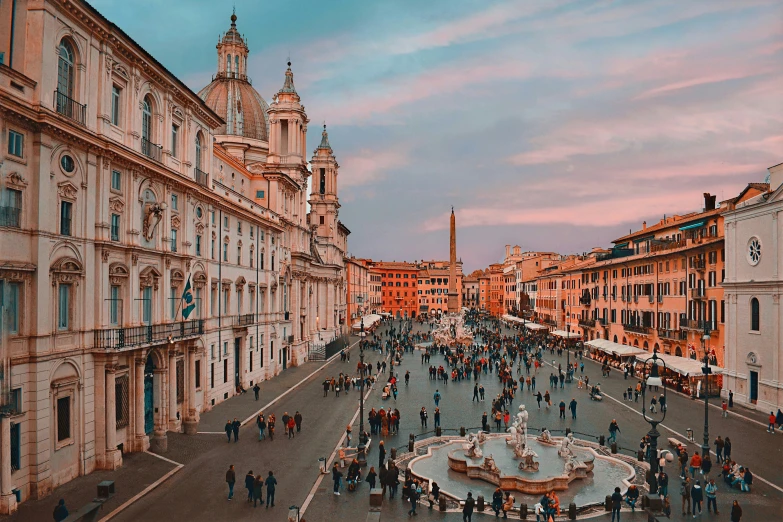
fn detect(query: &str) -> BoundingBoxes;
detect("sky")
[90,0,783,271]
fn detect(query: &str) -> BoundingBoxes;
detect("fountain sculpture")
[432,312,473,346]
[506,405,539,471]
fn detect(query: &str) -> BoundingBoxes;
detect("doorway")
[144,354,155,434]
[749,370,758,403]
[234,338,241,388]
[282,348,288,370]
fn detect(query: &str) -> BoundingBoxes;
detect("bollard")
[519,503,528,519]
[477,495,485,511]
[568,502,577,520]
[565,428,571,436]
[408,433,415,452]
[611,442,618,454]
[599,435,605,446]
[436,426,442,437]
[438,495,447,512]
[605,495,612,511]
[638,449,645,461]
[390,447,397,460]
[460,426,466,437]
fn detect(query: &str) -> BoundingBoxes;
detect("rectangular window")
[2,281,21,333]
[110,285,120,325]
[58,284,70,330]
[195,359,201,389]
[223,242,228,262]
[237,246,241,265]
[0,188,22,228]
[255,190,265,199]
[170,287,177,320]
[111,85,121,126]
[195,288,202,318]
[250,226,254,239]
[210,362,215,389]
[223,358,228,383]
[60,201,72,236]
[142,286,152,324]
[211,239,215,260]
[57,396,71,442]
[319,168,326,195]
[171,194,178,210]
[171,125,178,158]
[111,170,122,191]
[10,422,20,471]
[319,216,324,225]
[170,228,177,252]
[111,214,120,241]
[224,216,229,229]
[115,374,129,428]
[7,130,23,157]
[211,211,215,225]
[237,221,242,234]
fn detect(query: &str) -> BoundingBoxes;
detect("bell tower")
[216,11,249,80]
[267,62,307,166]
[309,124,340,242]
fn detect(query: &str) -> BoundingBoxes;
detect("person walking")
[332,462,343,496]
[265,470,277,507]
[53,499,69,522]
[226,465,236,500]
[724,437,732,461]
[463,492,476,522]
[608,419,620,443]
[610,486,623,522]
[721,400,728,418]
[701,453,712,480]
[281,412,290,438]
[680,477,691,516]
[705,478,718,514]
[420,407,428,429]
[367,466,377,490]
[480,384,486,400]
[690,479,703,517]
[569,398,577,420]
[256,413,266,441]
[252,475,264,507]
[378,441,386,469]
[294,411,303,432]
[231,418,240,442]
[492,487,503,517]
[245,470,255,502]
[536,391,542,409]
[434,390,442,407]
[658,470,669,498]
[224,420,232,443]
[408,480,420,516]
[253,383,260,400]
[768,411,776,433]
[434,408,441,429]
[287,415,296,438]
[730,500,742,522]
[689,452,702,479]
[714,436,724,463]
[473,384,480,402]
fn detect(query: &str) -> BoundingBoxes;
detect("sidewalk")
[6,452,176,522]
[198,336,361,432]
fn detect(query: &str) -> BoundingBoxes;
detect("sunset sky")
[91,0,783,270]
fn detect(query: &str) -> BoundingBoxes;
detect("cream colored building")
[0,2,347,513]
[722,166,783,412]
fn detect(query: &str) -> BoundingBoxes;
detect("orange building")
[543,191,758,367]
[417,260,463,317]
[488,263,504,316]
[373,261,419,318]
[478,270,491,311]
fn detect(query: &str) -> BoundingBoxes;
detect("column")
[103,366,122,469]
[183,345,200,435]
[168,349,178,431]
[133,355,148,452]
[0,415,16,514]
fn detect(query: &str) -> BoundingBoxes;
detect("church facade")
[0,2,347,512]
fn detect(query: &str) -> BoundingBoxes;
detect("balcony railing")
[648,294,655,304]
[578,318,596,328]
[141,137,162,162]
[598,318,608,326]
[54,90,86,125]
[658,328,687,341]
[690,288,705,299]
[195,168,209,187]
[94,319,204,350]
[682,320,717,332]
[234,313,256,327]
[623,323,652,335]
[693,259,706,271]
[0,206,21,228]
[657,294,664,303]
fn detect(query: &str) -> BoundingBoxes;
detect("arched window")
[142,96,152,142]
[750,297,760,331]
[57,39,75,97]
[227,54,232,73]
[194,134,202,170]
[235,55,239,74]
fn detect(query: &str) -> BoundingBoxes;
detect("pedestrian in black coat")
[224,420,232,443]
[231,418,240,442]
[245,470,255,501]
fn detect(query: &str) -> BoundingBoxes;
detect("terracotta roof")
[612,207,722,244]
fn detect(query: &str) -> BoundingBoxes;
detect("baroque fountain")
[405,404,640,509]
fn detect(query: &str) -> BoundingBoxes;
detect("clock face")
[747,237,761,266]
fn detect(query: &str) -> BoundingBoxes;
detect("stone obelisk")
[447,207,458,314]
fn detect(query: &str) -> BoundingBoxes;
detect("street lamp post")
[700,324,712,457]
[642,348,667,494]
[357,317,367,467]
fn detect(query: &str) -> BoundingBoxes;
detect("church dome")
[197,12,270,141]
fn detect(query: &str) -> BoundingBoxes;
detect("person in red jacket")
[768,412,776,433]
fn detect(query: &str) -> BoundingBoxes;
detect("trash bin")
[477,495,485,511]
[519,503,528,519]
[318,457,327,473]
[436,426,442,437]
[599,435,605,446]
[438,495,447,512]
[391,447,397,460]
[611,442,618,454]
[568,502,577,520]
[638,449,645,461]
[605,495,612,511]
[460,427,466,437]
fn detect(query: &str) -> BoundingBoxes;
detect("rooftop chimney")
[642,221,647,230]
[505,245,511,258]
[704,193,716,211]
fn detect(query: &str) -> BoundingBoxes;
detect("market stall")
[585,339,647,369]
[351,313,382,333]
[501,314,549,331]
[637,353,723,397]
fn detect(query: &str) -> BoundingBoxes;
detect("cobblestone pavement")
[302,321,781,521]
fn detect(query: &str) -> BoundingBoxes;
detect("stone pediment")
[109,196,125,213]
[58,181,79,200]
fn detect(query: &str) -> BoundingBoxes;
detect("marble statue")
[558,433,576,458]
[537,427,553,444]
[464,432,483,458]
[482,454,500,474]
[142,202,167,241]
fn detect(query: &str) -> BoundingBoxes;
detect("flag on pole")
[181,275,196,319]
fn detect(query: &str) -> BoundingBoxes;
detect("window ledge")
[748,330,761,335]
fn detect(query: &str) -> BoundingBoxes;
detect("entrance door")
[282,348,287,370]
[144,355,154,434]
[750,370,758,403]
[234,338,241,388]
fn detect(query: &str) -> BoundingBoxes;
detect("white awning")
[551,330,581,339]
[501,315,548,330]
[352,314,382,331]
[645,353,724,377]
[585,339,647,357]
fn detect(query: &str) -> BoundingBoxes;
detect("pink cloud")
[339,148,410,187]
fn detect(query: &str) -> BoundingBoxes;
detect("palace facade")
[0,2,347,512]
